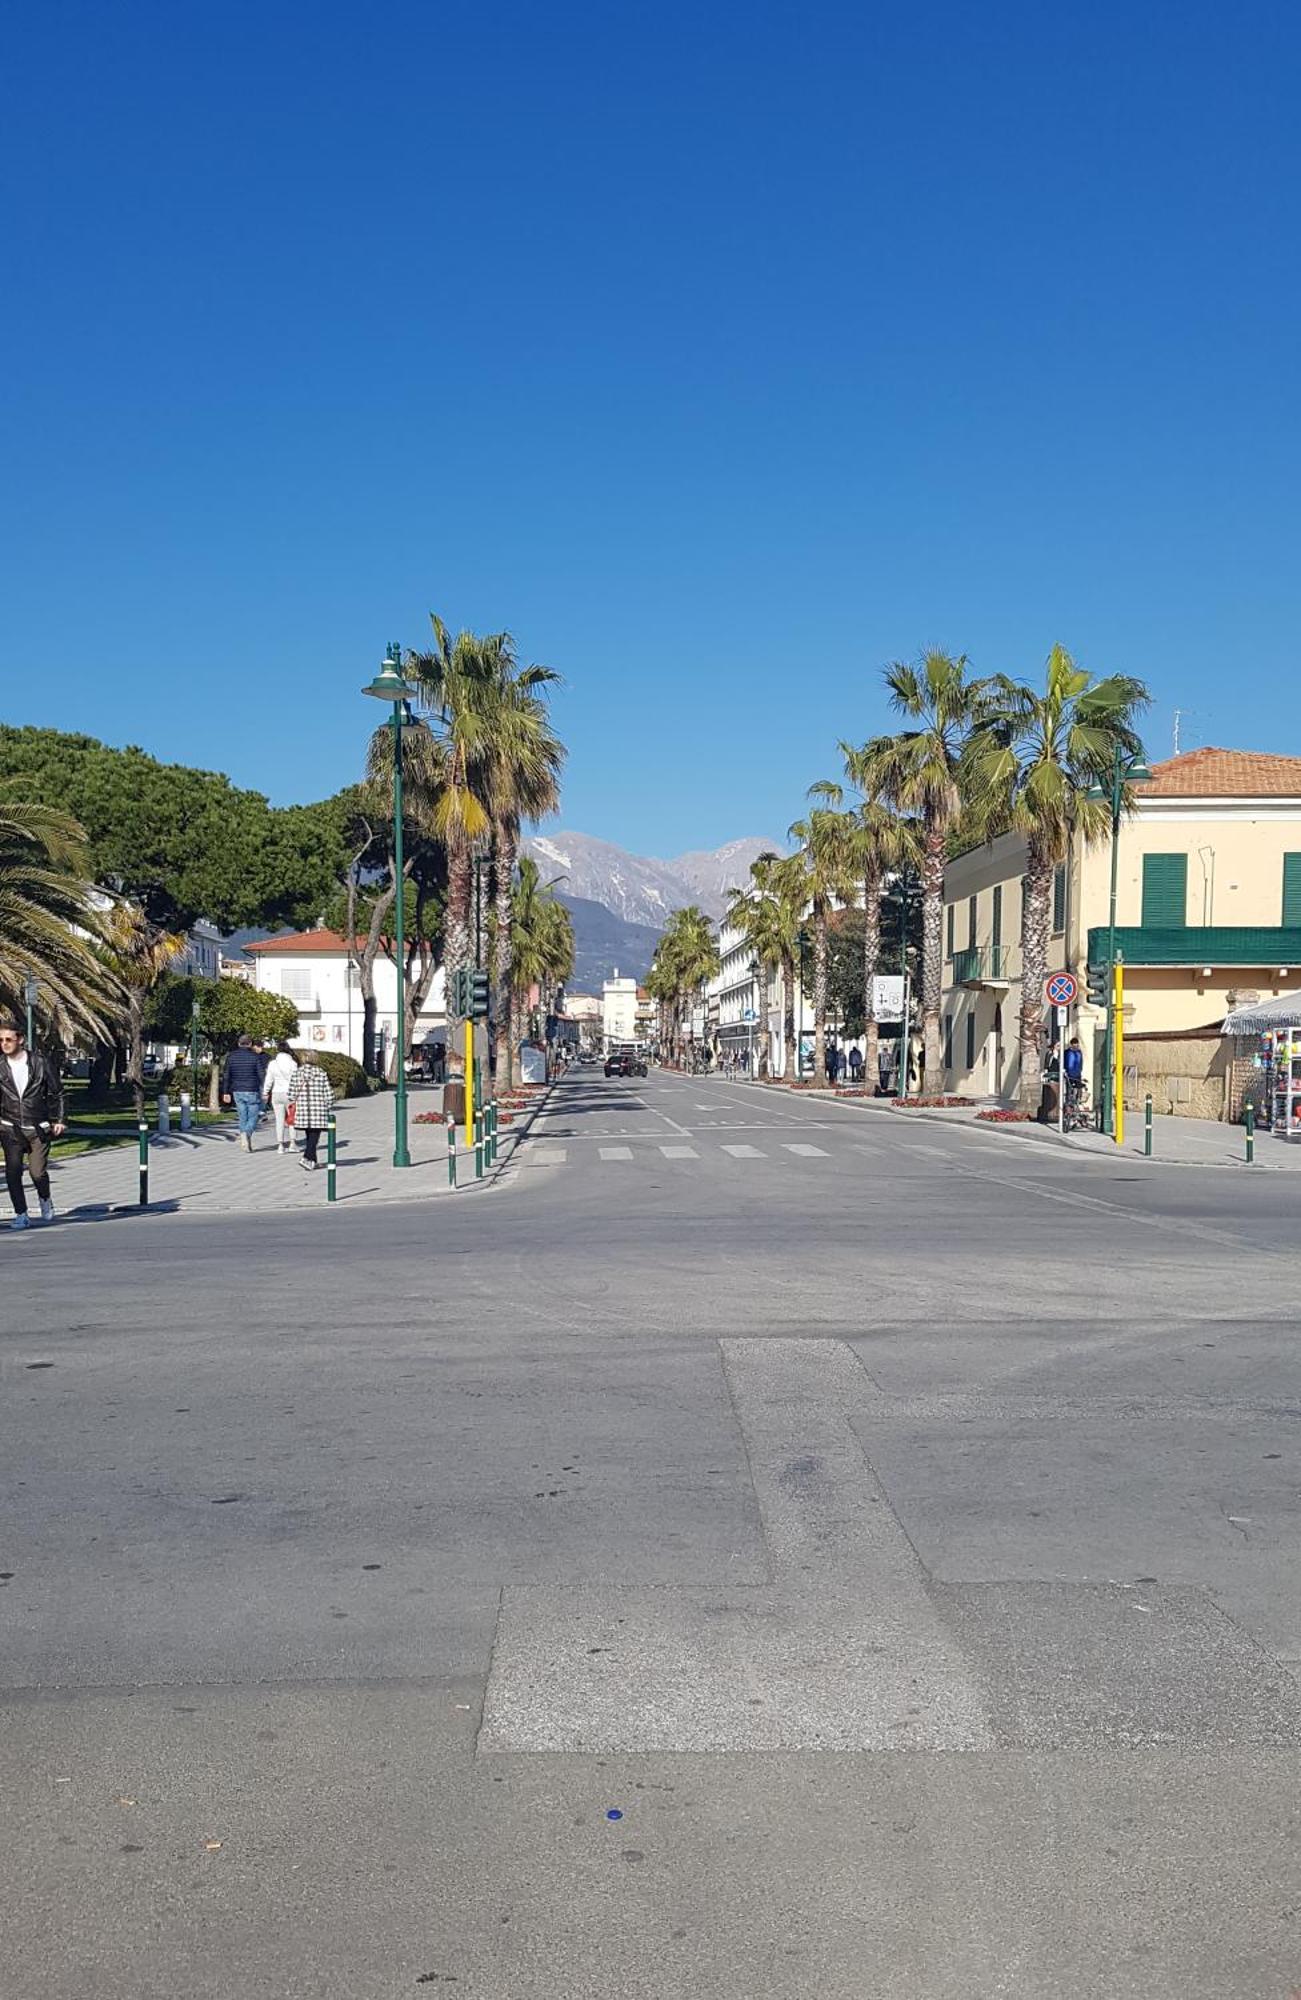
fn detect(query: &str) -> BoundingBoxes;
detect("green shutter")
[946,904,954,958]
[965,1011,975,1070]
[967,896,977,950]
[1052,865,1066,934]
[1141,853,1188,929]
[991,885,1002,950]
[944,1016,953,1069]
[1283,855,1301,926]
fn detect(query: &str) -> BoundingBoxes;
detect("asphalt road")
[6,1068,1301,1997]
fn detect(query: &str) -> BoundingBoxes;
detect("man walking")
[221,1034,265,1151]
[0,1017,65,1230]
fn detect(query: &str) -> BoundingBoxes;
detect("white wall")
[250,949,446,1065]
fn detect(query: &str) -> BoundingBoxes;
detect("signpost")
[1043,973,1079,1135]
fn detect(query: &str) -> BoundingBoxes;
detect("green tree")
[150,974,299,1109]
[964,646,1149,1109]
[651,908,719,1066]
[833,750,921,1094]
[102,903,187,1121]
[856,652,989,1089]
[787,798,859,1085]
[0,791,121,1044]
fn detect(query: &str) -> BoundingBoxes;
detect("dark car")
[604,1051,632,1077]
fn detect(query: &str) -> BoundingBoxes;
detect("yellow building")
[940,748,1301,1101]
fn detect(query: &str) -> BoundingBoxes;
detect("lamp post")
[362,642,418,1169]
[796,926,811,1076]
[190,995,200,1083]
[23,974,38,1050]
[1088,744,1153,1135]
[748,954,760,1076]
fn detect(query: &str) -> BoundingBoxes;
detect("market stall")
[1222,993,1301,1139]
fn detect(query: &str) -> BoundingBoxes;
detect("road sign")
[1044,970,1078,1008]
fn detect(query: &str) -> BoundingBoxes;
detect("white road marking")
[659,1145,699,1159]
[721,1144,766,1158]
[521,1149,567,1166]
[783,1143,829,1157]
[598,1146,634,1161]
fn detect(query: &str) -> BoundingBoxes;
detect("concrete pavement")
[6,1067,1301,1996]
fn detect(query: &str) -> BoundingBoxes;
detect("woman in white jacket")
[262,1044,300,1153]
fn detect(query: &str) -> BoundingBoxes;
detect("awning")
[1221,990,1301,1035]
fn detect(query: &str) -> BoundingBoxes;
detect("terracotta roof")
[1142,749,1301,798]
[244,930,364,954]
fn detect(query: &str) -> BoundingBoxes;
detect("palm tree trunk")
[1019,847,1053,1113]
[493,825,517,1090]
[757,962,770,1079]
[813,908,829,1085]
[862,866,882,1096]
[126,991,146,1125]
[782,955,797,1080]
[920,823,946,1092]
[444,837,473,1076]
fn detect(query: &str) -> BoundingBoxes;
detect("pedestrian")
[0,1016,65,1230]
[287,1054,334,1171]
[221,1034,265,1152]
[262,1042,300,1152]
[848,1046,863,1086]
[826,1044,840,1085]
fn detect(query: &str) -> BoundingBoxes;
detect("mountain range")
[521,831,783,991]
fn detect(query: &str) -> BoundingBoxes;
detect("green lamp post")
[23,974,38,1050]
[1087,744,1153,1134]
[190,995,200,1087]
[362,642,418,1169]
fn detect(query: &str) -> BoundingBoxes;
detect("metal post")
[464,1017,475,1149]
[326,1113,337,1202]
[1246,1102,1255,1165]
[137,1122,148,1207]
[490,1101,498,1164]
[179,1089,192,1133]
[1102,743,1122,1135]
[1113,957,1125,1147]
[447,1122,457,1187]
[391,695,411,1169]
[474,1110,484,1180]
[1144,1094,1153,1157]
[190,998,200,1097]
[157,1093,170,1136]
[1056,1003,1067,1136]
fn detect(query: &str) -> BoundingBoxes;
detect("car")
[604,1052,632,1077]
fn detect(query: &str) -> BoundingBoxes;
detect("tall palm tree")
[787,797,859,1085]
[508,856,574,1042]
[964,646,1149,1110]
[102,902,187,1121]
[726,857,802,1081]
[760,852,808,1081]
[653,907,719,1066]
[857,651,988,1090]
[0,793,121,1045]
[837,747,921,1096]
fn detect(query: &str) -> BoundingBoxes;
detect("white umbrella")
[1221,991,1301,1035]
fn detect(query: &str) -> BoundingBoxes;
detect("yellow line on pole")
[1113,962,1125,1146]
[464,1017,474,1150]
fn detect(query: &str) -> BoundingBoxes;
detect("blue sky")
[3,1,1298,856]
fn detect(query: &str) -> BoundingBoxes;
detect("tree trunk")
[1018,846,1053,1113]
[493,825,517,1090]
[920,823,946,1092]
[757,962,770,1079]
[862,866,882,1097]
[128,992,145,1125]
[813,907,829,1085]
[782,955,797,1080]
[358,879,396,1077]
[444,837,473,1077]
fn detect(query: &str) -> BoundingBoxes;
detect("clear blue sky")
[3,1,1298,856]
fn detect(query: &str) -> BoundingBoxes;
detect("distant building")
[245,929,446,1066]
[601,972,640,1049]
[171,920,222,980]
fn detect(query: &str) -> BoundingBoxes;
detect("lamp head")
[362,643,415,703]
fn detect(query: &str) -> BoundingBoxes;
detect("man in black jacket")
[0,1017,65,1230]
[220,1034,265,1151]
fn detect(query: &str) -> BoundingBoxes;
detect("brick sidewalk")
[28,1084,530,1222]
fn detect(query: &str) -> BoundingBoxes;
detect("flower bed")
[975,1107,1032,1123]
[891,1095,974,1109]
[414,1110,446,1125]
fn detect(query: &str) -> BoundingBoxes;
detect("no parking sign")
[1044,971,1078,1008]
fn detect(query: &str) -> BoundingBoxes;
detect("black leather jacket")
[0,1049,64,1130]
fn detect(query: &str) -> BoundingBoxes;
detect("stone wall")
[1120,1033,1232,1121]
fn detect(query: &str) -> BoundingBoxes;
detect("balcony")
[1087,925,1301,970]
[951,945,1008,987]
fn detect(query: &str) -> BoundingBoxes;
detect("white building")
[246,929,446,1066]
[602,972,640,1050]
[172,920,222,980]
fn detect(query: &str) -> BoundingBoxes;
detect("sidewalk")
[30,1083,537,1222]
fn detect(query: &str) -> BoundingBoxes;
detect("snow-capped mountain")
[521,831,782,927]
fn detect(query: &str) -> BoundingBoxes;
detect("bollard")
[1246,1102,1255,1165]
[157,1093,170,1136]
[138,1122,149,1207]
[326,1113,337,1203]
[1144,1094,1152,1158]
[179,1089,192,1133]
[447,1121,457,1188]
[488,1101,497,1166]
[474,1110,484,1180]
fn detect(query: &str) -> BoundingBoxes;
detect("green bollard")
[326,1113,337,1203]
[474,1110,484,1180]
[488,1101,497,1165]
[138,1122,149,1207]
[1144,1094,1152,1157]
[447,1121,457,1187]
[1246,1102,1255,1165]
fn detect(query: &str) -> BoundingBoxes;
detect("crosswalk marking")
[522,1149,567,1167]
[598,1146,635,1160]
[721,1144,765,1158]
[783,1143,828,1157]
[659,1145,699,1159]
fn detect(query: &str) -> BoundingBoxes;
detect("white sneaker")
[39,1198,54,1223]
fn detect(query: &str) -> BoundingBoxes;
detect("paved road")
[6,1068,1301,1997]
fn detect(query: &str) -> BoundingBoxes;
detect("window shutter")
[991,885,1002,951]
[943,1016,953,1069]
[1141,853,1188,929]
[1283,854,1301,926]
[965,1012,975,1070]
[1052,865,1066,934]
[967,896,977,950]
[280,966,315,1007]
[946,905,954,958]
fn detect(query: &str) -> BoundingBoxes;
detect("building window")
[1284,854,1301,926]
[1052,865,1066,935]
[946,904,954,960]
[991,884,1002,952]
[1141,853,1188,929]
[965,1011,975,1070]
[943,1016,953,1070]
[280,967,315,1008]
[967,895,977,951]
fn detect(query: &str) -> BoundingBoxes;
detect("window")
[946,904,955,959]
[967,896,977,951]
[1284,854,1301,926]
[1141,852,1188,929]
[965,1011,975,1070]
[943,1016,953,1069]
[991,885,1002,952]
[1052,865,1066,935]
[280,966,315,1008]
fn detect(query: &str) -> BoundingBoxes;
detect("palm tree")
[787,797,859,1085]
[837,748,921,1096]
[653,907,719,1066]
[726,859,801,1081]
[964,646,1149,1110]
[0,793,122,1045]
[857,651,988,1091]
[102,902,187,1121]
[508,856,574,1042]
[759,852,808,1081]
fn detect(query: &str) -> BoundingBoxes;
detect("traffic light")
[449,968,490,1018]
[448,968,468,1016]
[470,970,490,1020]
[1085,962,1109,1007]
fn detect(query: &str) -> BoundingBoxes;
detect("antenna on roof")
[1172,709,1182,756]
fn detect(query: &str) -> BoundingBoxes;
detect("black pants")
[302,1125,321,1164]
[2,1127,51,1216]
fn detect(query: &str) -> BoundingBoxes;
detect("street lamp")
[23,974,38,1049]
[190,995,200,1084]
[1087,744,1153,1135]
[796,927,811,1076]
[362,641,418,1169]
[748,954,760,1076]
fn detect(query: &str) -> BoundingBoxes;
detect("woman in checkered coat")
[287,1058,334,1170]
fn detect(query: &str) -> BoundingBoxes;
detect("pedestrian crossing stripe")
[783,1143,828,1157]
[721,1144,765,1158]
